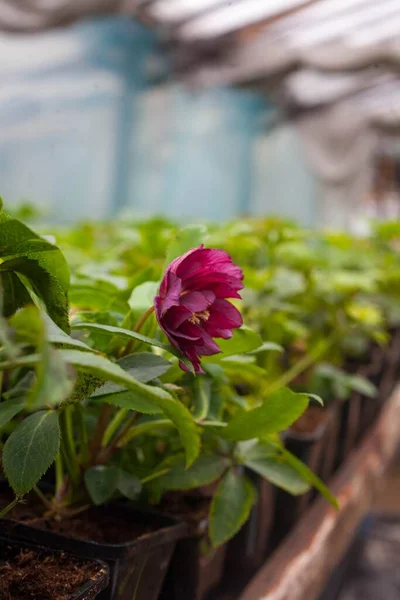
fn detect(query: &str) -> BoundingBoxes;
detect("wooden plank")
[240,385,400,600]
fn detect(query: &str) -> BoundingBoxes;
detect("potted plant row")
[1,203,399,598]
[0,203,337,600]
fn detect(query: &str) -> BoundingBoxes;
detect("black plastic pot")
[224,472,275,584]
[335,393,362,469]
[270,406,332,550]
[1,502,188,600]
[160,534,227,600]
[317,401,341,482]
[0,536,109,600]
[158,493,227,600]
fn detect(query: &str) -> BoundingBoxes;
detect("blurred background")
[2,0,400,231]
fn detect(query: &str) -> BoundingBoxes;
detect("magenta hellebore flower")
[154,245,244,374]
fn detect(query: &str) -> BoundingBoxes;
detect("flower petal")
[180,290,215,313]
[156,271,183,315]
[209,299,243,329]
[194,331,221,356]
[164,305,192,329]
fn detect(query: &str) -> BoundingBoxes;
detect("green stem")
[140,468,170,485]
[264,333,338,395]
[60,407,79,483]
[120,305,155,357]
[102,408,130,448]
[0,497,20,518]
[116,419,174,448]
[133,305,155,333]
[76,404,89,463]
[55,452,64,496]
[96,413,139,464]
[60,445,76,484]
[33,486,53,511]
[87,404,114,465]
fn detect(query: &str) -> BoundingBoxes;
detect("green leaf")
[84,466,119,505]
[28,347,75,410]
[128,282,159,312]
[117,470,142,500]
[205,327,263,360]
[307,393,324,407]
[71,322,195,374]
[240,442,310,495]
[209,469,257,547]
[0,354,40,372]
[0,397,25,429]
[117,353,172,383]
[0,208,69,330]
[155,455,229,492]
[44,315,97,352]
[165,225,208,265]
[0,271,31,318]
[12,308,76,410]
[0,257,69,332]
[347,375,377,398]
[222,388,310,441]
[59,349,200,466]
[90,386,163,415]
[282,448,338,508]
[250,341,284,354]
[192,377,211,421]
[72,322,169,351]
[2,411,60,495]
[0,211,69,290]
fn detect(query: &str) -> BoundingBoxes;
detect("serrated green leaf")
[71,322,194,373]
[72,322,169,351]
[155,455,228,492]
[117,353,172,383]
[281,448,338,508]
[209,470,257,547]
[0,212,69,290]
[84,465,119,505]
[0,257,69,332]
[44,315,97,352]
[0,271,31,318]
[2,411,60,495]
[0,397,25,429]
[58,349,200,466]
[221,388,310,441]
[241,442,310,495]
[90,386,162,415]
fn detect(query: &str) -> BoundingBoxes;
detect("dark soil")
[0,546,101,600]
[290,405,329,435]
[2,492,156,545]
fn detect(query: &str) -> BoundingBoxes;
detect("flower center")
[188,310,210,325]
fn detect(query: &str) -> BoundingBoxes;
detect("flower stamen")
[189,310,210,325]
